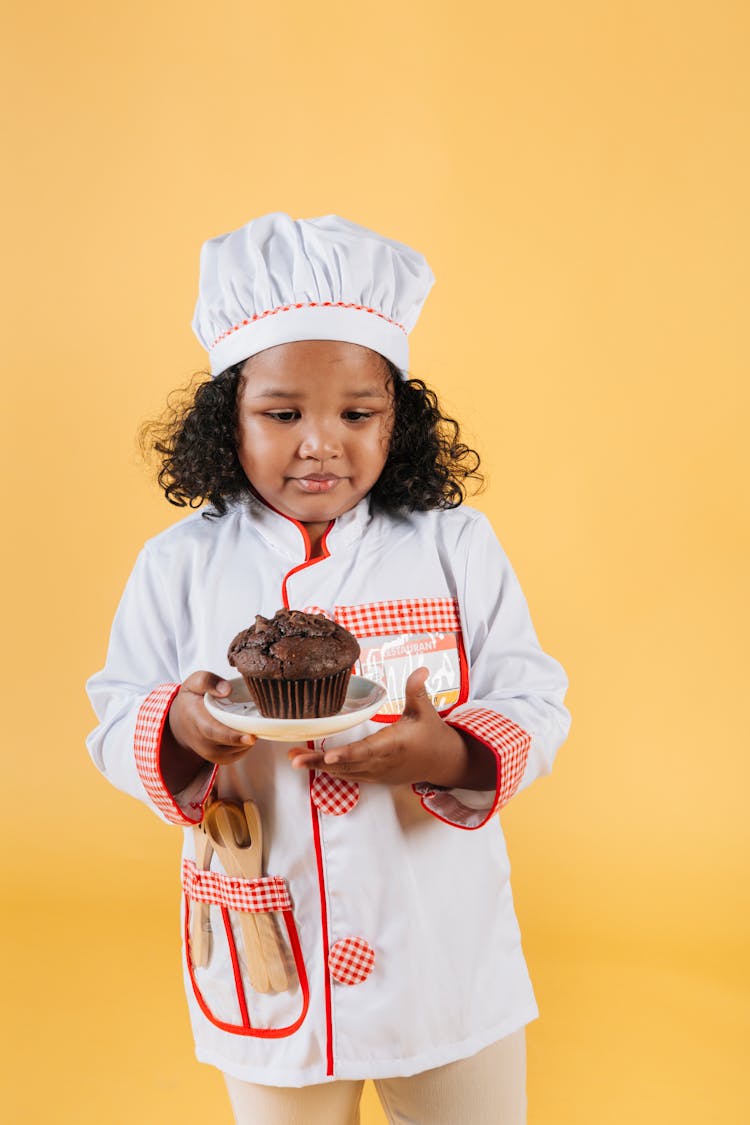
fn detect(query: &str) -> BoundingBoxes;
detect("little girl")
[87,212,570,1125]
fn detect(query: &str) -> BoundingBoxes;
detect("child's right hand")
[167,671,256,767]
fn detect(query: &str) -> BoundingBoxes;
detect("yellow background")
[2,1,748,1121]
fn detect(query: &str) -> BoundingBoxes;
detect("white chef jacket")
[86,493,570,1086]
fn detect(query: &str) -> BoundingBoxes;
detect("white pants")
[224,1029,526,1125]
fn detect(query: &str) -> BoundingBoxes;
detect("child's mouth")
[294,475,342,494]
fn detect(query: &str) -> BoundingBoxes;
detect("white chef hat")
[192,212,435,376]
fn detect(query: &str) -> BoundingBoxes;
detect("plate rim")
[203,674,386,739]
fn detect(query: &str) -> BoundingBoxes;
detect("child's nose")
[298,421,343,461]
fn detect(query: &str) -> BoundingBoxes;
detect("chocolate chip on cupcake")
[227,609,360,719]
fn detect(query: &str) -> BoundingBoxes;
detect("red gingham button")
[311,772,359,815]
[328,937,375,985]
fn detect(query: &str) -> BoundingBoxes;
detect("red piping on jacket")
[247,486,334,606]
[310,777,335,1076]
[222,906,252,1028]
[183,898,310,1037]
[262,493,336,1074]
[280,519,333,607]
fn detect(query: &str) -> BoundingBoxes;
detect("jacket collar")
[241,491,372,561]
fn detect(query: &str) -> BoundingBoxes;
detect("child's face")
[236,340,394,533]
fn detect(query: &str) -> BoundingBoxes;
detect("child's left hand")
[287,667,496,789]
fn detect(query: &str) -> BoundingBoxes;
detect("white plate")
[203,676,387,742]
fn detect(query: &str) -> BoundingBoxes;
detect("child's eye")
[265,410,300,423]
[342,411,374,422]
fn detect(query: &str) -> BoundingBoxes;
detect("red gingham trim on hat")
[311,772,360,815]
[181,859,293,913]
[416,708,532,830]
[328,937,375,985]
[210,301,407,350]
[335,597,460,639]
[134,684,217,826]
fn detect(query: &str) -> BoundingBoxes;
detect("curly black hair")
[140,359,484,517]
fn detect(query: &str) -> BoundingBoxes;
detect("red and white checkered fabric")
[328,937,375,985]
[311,772,360,815]
[302,605,333,620]
[448,707,531,811]
[335,597,460,639]
[134,683,203,826]
[181,859,292,913]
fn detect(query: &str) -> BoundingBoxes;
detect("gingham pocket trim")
[334,597,461,639]
[328,936,375,985]
[181,859,292,913]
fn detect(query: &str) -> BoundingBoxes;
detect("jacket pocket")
[335,597,469,723]
[182,859,309,1038]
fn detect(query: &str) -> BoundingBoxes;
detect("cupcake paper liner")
[243,668,352,719]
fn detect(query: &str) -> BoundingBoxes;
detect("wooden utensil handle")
[190,825,213,968]
[190,901,212,969]
[235,911,270,994]
[254,912,289,993]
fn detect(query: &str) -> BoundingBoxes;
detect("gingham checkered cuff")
[134,684,217,827]
[181,859,292,913]
[414,707,531,829]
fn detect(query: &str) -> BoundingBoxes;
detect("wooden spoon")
[190,824,214,968]
[203,801,270,994]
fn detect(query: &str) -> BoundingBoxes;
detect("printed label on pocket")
[357,631,462,714]
[335,598,468,721]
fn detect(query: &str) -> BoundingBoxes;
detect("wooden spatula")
[213,801,289,994]
[203,801,270,994]
[241,800,289,993]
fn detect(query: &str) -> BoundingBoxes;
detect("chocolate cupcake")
[227,609,360,719]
